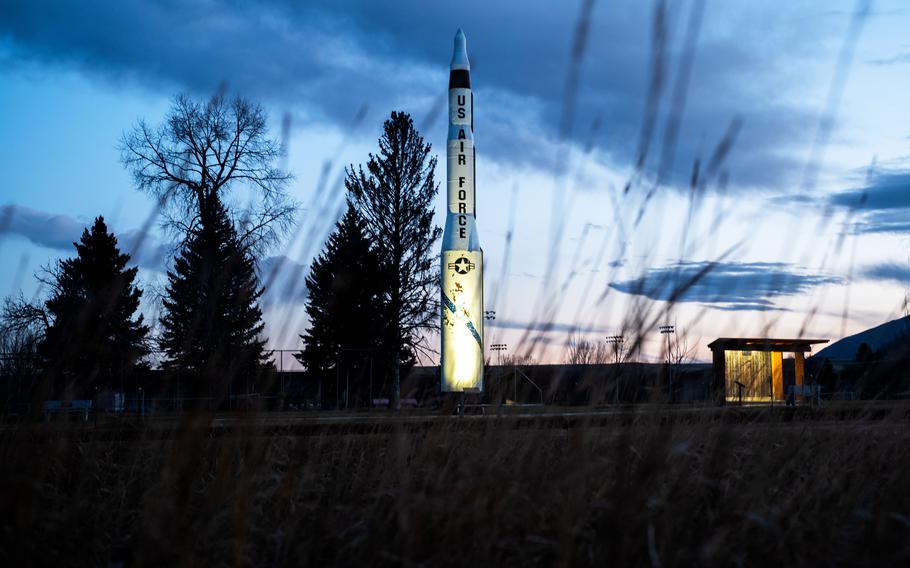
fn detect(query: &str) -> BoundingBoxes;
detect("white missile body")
[441,29,483,392]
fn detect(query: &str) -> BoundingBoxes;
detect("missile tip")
[454,28,466,47]
[451,28,469,70]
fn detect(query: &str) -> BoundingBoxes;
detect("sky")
[1,0,909,365]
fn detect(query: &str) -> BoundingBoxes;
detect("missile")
[441,29,484,392]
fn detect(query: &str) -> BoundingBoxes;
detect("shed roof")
[707,338,828,352]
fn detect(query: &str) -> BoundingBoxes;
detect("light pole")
[659,325,676,401]
[606,335,625,404]
[489,343,510,400]
[484,310,496,364]
[605,335,624,365]
[659,325,675,364]
[490,343,508,366]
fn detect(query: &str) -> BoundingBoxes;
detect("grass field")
[2,404,909,566]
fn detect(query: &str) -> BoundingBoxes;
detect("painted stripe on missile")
[442,294,456,313]
[442,293,483,348]
[465,321,482,347]
[449,69,471,89]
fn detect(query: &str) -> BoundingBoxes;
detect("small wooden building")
[708,338,828,403]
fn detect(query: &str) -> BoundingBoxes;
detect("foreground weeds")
[1,409,909,566]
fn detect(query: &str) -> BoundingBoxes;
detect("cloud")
[705,301,790,313]
[118,230,172,272]
[608,260,842,311]
[0,203,85,250]
[0,203,171,271]
[869,51,910,65]
[0,203,320,305]
[0,0,845,192]
[849,211,910,234]
[830,169,910,210]
[492,318,608,335]
[829,168,910,233]
[259,255,310,306]
[860,262,910,285]
[527,335,557,346]
[0,204,318,306]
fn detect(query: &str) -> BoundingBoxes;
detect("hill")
[814,316,910,362]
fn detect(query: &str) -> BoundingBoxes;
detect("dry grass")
[2,408,909,566]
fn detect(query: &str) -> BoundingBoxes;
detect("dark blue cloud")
[492,319,607,335]
[609,261,842,311]
[861,262,910,285]
[0,0,848,192]
[0,203,85,251]
[829,168,910,233]
[830,169,910,210]
[851,211,910,234]
[0,203,170,271]
[706,301,789,313]
[0,204,315,304]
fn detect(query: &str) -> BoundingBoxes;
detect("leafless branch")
[120,93,298,248]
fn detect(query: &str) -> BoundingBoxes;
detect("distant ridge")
[814,316,910,362]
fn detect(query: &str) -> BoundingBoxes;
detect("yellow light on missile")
[441,250,483,392]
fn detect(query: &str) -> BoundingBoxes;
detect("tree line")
[1,93,440,412]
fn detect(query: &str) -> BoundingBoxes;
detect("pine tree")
[296,203,384,406]
[160,197,269,400]
[40,217,149,397]
[347,112,442,408]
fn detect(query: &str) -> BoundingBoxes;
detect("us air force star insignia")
[448,256,475,275]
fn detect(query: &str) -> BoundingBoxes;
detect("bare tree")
[1,261,86,350]
[666,328,697,401]
[0,299,44,410]
[605,335,630,366]
[565,333,609,365]
[1,294,49,345]
[669,331,697,367]
[120,93,296,251]
[565,334,592,365]
[500,353,537,367]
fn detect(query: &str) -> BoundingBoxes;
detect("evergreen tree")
[160,197,269,400]
[347,112,442,407]
[39,217,149,397]
[295,202,384,405]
